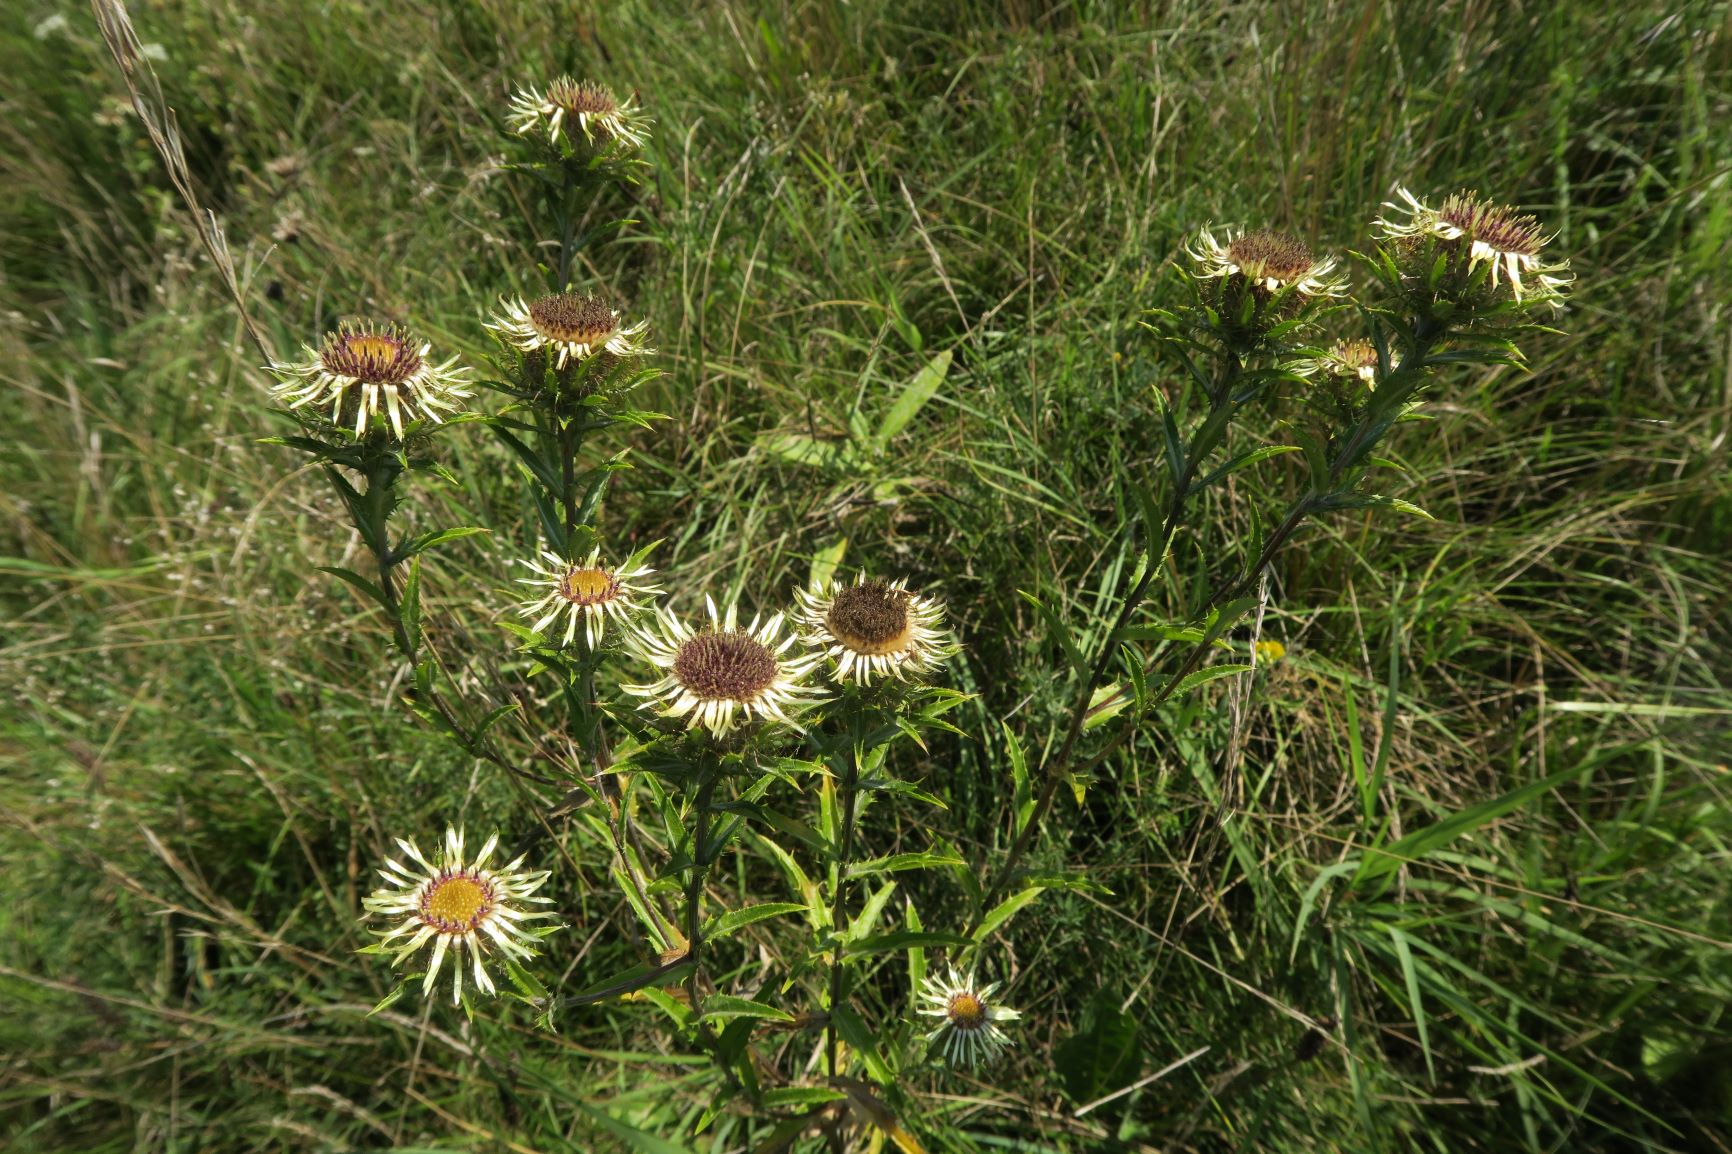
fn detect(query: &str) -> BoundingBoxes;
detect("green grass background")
[4,1,1731,1151]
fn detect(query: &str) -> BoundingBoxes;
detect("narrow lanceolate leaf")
[399,556,423,654]
[846,849,964,877]
[1166,663,1251,699]
[872,348,951,450]
[846,930,971,955]
[391,525,489,563]
[975,885,1046,941]
[703,902,807,941]
[698,995,795,1023]
[315,565,390,612]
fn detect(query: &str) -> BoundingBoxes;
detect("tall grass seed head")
[918,966,1022,1068]
[269,321,472,440]
[361,827,557,1006]
[1375,188,1570,311]
[1185,227,1346,347]
[625,596,827,738]
[507,77,650,152]
[518,546,662,649]
[794,575,952,686]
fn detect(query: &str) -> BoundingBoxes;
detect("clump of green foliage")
[2,2,1729,1152]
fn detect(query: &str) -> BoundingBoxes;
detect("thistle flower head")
[507,77,651,151]
[268,321,472,439]
[361,827,557,1005]
[518,547,662,648]
[488,292,653,371]
[626,597,827,738]
[793,575,952,685]
[1315,338,1380,388]
[1187,226,1346,298]
[1376,187,1570,307]
[917,966,1021,1068]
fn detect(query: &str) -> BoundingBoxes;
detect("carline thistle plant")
[244,65,1568,1144]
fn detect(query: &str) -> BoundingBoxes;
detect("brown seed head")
[546,77,620,118]
[1227,230,1315,284]
[528,293,618,345]
[1438,191,1544,256]
[673,630,780,700]
[826,581,912,654]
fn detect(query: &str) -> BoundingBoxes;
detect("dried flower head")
[518,547,662,648]
[794,576,951,685]
[507,77,650,151]
[269,321,472,439]
[918,966,1021,1068]
[1187,227,1346,298]
[626,597,826,738]
[362,827,556,1005]
[1376,188,1570,305]
[1315,339,1380,388]
[488,293,653,370]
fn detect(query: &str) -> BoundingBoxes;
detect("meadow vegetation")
[3,1,1730,1151]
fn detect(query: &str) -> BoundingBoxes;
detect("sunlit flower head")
[1186,226,1346,298]
[626,597,826,738]
[918,966,1021,1068]
[518,547,662,648]
[793,575,952,685]
[1315,338,1380,388]
[268,321,472,439]
[487,292,653,370]
[1376,188,1571,305]
[507,77,650,151]
[362,827,556,1005]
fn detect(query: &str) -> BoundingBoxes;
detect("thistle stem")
[684,766,719,1017]
[825,748,861,1075]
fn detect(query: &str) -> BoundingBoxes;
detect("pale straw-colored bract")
[362,826,556,1005]
[1185,226,1347,298]
[487,292,653,370]
[518,547,662,648]
[917,966,1022,1068]
[507,77,651,151]
[1376,187,1571,305]
[793,575,951,685]
[626,596,826,737]
[268,321,472,439]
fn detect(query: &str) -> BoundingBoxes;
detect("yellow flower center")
[421,873,493,933]
[559,565,619,606]
[947,991,987,1030]
[319,324,423,385]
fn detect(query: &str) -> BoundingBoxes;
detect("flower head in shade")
[1186,227,1346,299]
[269,321,472,439]
[626,597,826,738]
[793,576,951,685]
[507,77,650,151]
[362,827,556,1005]
[1376,188,1570,306]
[518,546,662,648]
[918,966,1021,1068]
[488,292,653,370]
[1315,338,1380,388]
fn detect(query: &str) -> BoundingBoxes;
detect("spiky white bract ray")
[362,826,556,1006]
